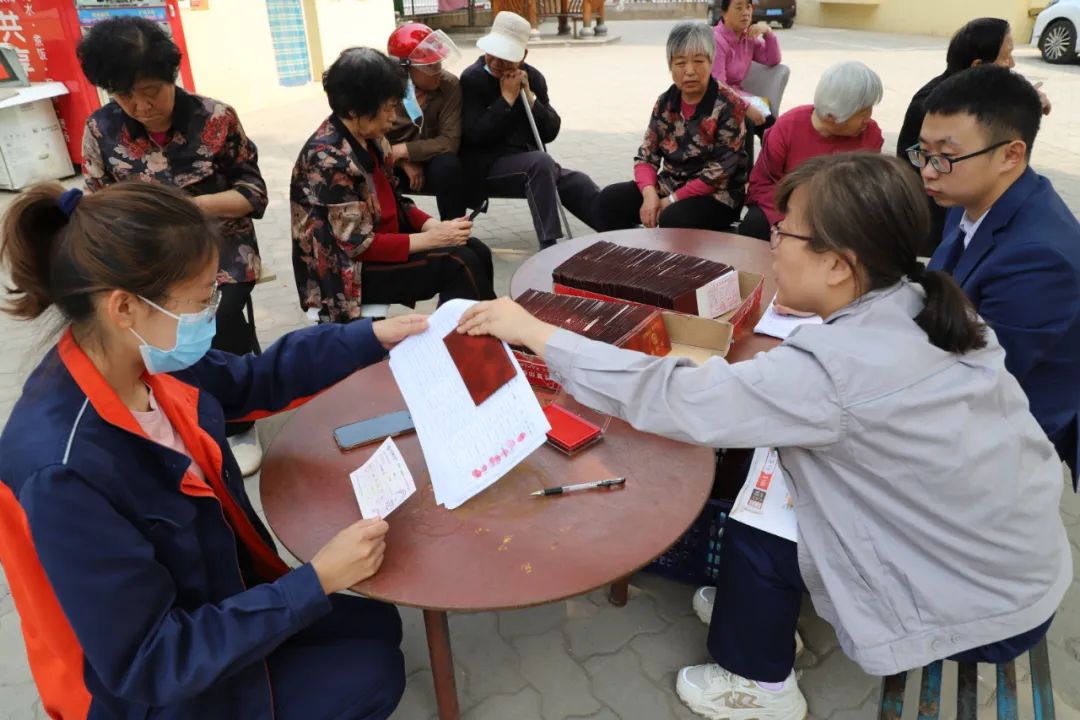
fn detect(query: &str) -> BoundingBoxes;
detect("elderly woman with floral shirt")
[78,16,269,475]
[596,22,748,232]
[291,48,495,325]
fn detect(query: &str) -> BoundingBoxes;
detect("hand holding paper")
[350,437,417,519]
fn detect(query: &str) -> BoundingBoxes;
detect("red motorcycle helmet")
[388,23,443,65]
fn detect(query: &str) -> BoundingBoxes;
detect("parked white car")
[1034,0,1080,63]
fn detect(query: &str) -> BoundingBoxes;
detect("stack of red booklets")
[515,289,671,355]
[552,241,740,317]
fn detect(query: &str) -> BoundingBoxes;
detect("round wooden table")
[262,228,777,720]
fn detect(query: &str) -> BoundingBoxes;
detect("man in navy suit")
[911,64,1080,487]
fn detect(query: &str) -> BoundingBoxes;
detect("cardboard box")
[514,277,764,391]
[554,269,765,335]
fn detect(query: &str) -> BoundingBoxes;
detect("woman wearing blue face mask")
[0,181,429,719]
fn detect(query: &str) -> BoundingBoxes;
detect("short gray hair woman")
[666,21,715,67]
[813,60,883,126]
[738,59,885,241]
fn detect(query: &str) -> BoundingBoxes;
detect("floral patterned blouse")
[82,88,268,285]
[290,115,429,323]
[635,78,749,210]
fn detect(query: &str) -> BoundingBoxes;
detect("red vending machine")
[2,0,195,167]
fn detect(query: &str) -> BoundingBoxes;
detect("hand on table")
[373,314,429,349]
[457,297,557,355]
[311,518,390,594]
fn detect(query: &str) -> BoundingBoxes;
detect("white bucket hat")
[476,11,531,63]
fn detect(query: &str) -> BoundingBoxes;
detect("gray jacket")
[544,282,1070,675]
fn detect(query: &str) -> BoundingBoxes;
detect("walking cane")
[520,88,574,241]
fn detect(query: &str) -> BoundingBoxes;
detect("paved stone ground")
[3,19,1080,720]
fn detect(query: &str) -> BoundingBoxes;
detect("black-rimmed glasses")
[905,141,1011,174]
[769,222,813,250]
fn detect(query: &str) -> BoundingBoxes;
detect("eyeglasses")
[165,282,221,320]
[769,222,813,250]
[905,141,1011,174]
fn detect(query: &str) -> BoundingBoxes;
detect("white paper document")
[388,299,551,510]
[349,437,416,519]
[729,448,798,542]
[753,293,823,340]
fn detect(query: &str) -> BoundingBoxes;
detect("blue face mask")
[403,79,424,124]
[131,295,218,375]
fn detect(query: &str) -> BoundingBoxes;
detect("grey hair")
[813,61,883,123]
[666,21,715,67]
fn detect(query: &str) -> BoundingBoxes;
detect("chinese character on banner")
[22,3,32,16]
[33,33,43,62]
[0,11,25,44]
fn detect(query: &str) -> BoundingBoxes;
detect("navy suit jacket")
[929,168,1080,487]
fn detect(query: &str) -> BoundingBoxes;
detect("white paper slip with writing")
[388,299,550,510]
[350,437,417,519]
[729,448,798,542]
[753,293,823,340]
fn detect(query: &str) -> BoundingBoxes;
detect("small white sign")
[349,437,416,519]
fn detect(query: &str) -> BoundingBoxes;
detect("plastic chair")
[742,62,791,118]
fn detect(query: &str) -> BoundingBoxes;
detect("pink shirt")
[131,389,208,486]
[746,104,884,225]
[711,23,782,97]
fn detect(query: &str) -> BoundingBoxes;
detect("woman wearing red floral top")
[291,48,495,325]
[595,22,749,233]
[77,17,268,475]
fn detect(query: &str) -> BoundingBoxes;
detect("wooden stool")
[878,637,1055,719]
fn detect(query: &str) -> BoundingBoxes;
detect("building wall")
[795,0,1042,43]
[177,0,395,115]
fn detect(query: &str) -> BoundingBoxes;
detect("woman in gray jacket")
[457,153,1070,720]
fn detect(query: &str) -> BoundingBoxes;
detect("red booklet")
[543,404,603,455]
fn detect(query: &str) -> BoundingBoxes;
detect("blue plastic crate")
[644,498,732,586]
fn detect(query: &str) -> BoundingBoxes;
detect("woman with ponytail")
[0,181,427,719]
[456,153,1070,720]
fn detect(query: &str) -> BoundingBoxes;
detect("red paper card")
[443,330,516,406]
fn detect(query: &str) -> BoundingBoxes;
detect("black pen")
[530,477,626,497]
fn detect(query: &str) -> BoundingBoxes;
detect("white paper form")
[349,437,416,519]
[729,448,798,542]
[753,293,823,340]
[388,299,551,509]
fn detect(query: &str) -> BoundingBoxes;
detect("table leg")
[423,609,460,720]
[609,577,629,607]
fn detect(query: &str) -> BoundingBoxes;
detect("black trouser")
[359,238,496,307]
[595,181,740,232]
[485,151,602,248]
[738,204,771,241]
[395,153,468,221]
[213,280,259,437]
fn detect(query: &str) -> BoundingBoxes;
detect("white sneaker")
[676,665,807,720]
[228,426,263,477]
[693,587,804,657]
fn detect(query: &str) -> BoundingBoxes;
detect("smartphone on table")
[333,410,415,451]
